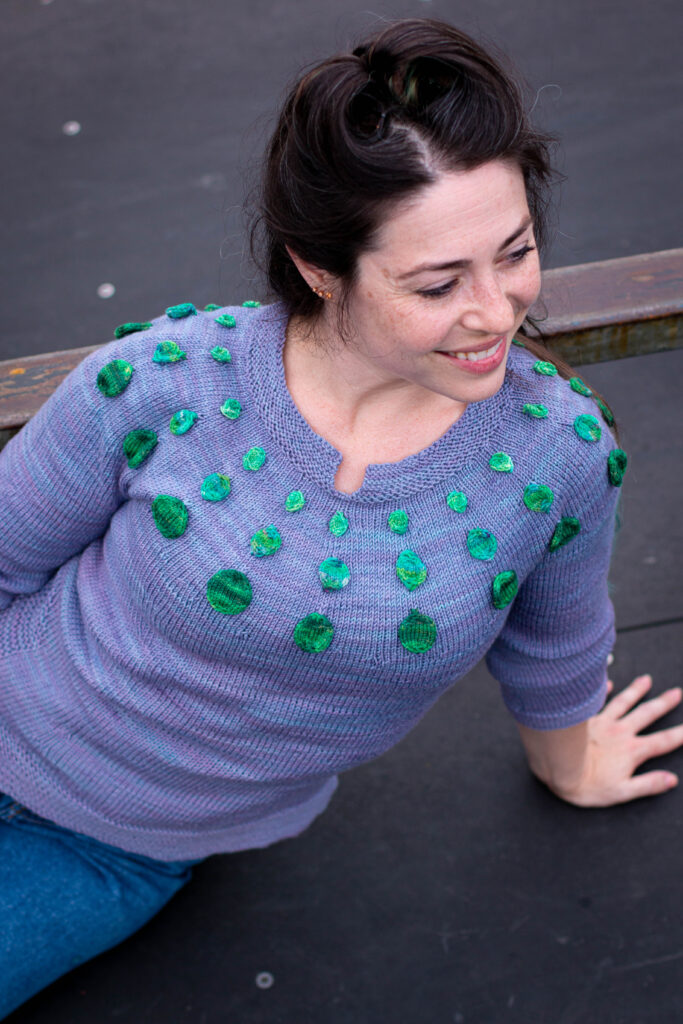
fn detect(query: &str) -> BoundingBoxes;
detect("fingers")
[626,686,683,734]
[614,770,679,804]
[603,674,654,719]
[632,723,683,768]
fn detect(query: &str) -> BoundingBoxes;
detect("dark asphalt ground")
[2,1,682,1022]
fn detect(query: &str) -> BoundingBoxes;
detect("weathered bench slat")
[1,249,681,438]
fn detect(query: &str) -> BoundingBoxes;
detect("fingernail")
[667,775,678,787]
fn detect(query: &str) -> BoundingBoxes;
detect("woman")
[0,16,681,1018]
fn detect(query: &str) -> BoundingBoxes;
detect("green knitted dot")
[533,360,558,377]
[294,613,334,653]
[388,509,409,534]
[220,399,241,420]
[210,346,232,363]
[169,409,198,435]
[569,376,592,397]
[396,549,427,591]
[250,524,282,557]
[446,490,468,512]
[166,302,196,319]
[522,403,549,419]
[489,452,514,473]
[206,568,252,614]
[242,300,261,308]
[96,359,134,396]
[123,428,158,468]
[215,314,237,329]
[329,511,349,537]
[152,340,186,363]
[467,528,497,561]
[595,397,615,426]
[574,414,601,443]
[243,446,266,471]
[114,322,151,339]
[549,516,581,552]
[201,472,231,501]
[492,570,518,610]
[511,338,526,347]
[318,557,350,590]
[398,609,437,653]
[204,303,221,312]
[152,494,188,538]
[285,490,306,512]
[607,448,628,487]
[523,483,555,513]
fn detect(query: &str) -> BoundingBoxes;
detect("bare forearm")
[516,719,590,797]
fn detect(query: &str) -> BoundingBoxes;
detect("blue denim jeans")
[0,793,202,1020]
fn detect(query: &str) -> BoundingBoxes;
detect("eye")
[506,244,536,263]
[416,280,457,299]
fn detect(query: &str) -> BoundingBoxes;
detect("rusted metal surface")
[1,249,681,440]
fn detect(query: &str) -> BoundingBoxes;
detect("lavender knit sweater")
[0,301,626,859]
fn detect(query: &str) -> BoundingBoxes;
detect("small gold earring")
[312,285,333,300]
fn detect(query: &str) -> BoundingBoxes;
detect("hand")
[558,675,683,807]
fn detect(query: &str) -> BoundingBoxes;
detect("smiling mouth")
[437,336,506,362]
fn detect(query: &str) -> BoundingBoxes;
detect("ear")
[285,245,335,294]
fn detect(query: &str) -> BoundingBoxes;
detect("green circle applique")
[522,403,549,419]
[607,448,628,487]
[318,558,350,590]
[489,452,514,473]
[242,300,261,308]
[152,340,186,363]
[467,528,497,561]
[574,414,601,443]
[215,314,237,329]
[492,570,518,610]
[294,613,334,653]
[533,360,558,377]
[206,569,252,615]
[388,509,409,534]
[204,303,221,312]
[549,516,581,552]
[201,473,231,501]
[152,494,188,538]
[114,322,151,339]
[569,376,592,397]
[398,609,437,653]
[166,302,196,319]
[396,549,427,591]
[329,511,349,537]
[169,409,198,435]
[285,490,306,512]
[96,359,134,397]
[446,490,468,513]
[220,399,242,420]
[523,483,555,513]
[250,524,282,557]
[210,346,232,363]
[595,397,615,426]
[243,446,266,471]
[123,428,158,468]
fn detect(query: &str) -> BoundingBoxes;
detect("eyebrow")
[396,216,534,280]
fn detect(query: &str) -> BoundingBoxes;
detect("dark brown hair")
[248,17,617,435]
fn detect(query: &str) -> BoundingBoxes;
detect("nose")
[459,273,518,337]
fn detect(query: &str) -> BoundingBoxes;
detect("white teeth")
[453,338,503,361]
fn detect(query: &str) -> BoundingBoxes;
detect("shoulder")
[503,342,626,531]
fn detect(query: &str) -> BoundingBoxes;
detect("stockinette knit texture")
[0,301,625,859]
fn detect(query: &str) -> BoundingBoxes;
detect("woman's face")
[333,158,542,406]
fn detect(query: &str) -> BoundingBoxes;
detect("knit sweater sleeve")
[0,341,137,609]
[484,415,624,731]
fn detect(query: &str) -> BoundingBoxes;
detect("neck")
[284,312,463,434]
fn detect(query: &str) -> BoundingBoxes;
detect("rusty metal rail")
[1,248,681,452]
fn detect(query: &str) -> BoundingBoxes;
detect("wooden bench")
[1,248,681,452]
